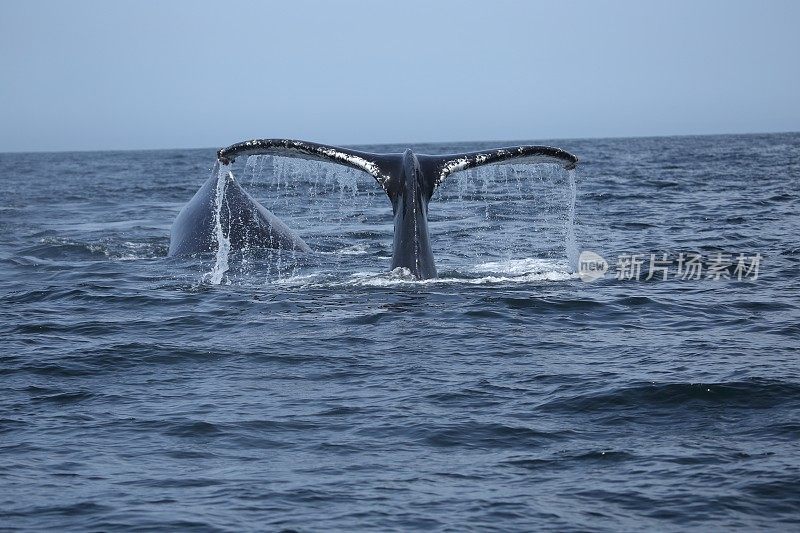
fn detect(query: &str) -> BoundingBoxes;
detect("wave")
[13,237,167,263]
[540,379,800,413]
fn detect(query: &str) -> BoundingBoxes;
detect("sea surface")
[1,133,798,531]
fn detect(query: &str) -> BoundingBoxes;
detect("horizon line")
[1,129,797,157]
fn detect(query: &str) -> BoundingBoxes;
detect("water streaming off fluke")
[199,155,579,286]
[202,163,232,285]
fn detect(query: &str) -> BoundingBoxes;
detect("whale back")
[168,172,310,257]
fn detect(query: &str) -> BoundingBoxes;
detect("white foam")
[472,257,569,276]
[343,272,575,288]
[271,273,324,288]
[341,261,577,287]
[337,244,370,255]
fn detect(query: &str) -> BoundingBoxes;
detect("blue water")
[1,133,799,531]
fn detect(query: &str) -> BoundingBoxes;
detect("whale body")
[169,139,578,279]
[167,168,310,257]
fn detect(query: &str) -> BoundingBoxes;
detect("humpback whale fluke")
[169,139,578,279]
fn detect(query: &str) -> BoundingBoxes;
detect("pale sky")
[1,0,798,152]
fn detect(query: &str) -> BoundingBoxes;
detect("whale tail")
[213,138,578,279]
[216,139,578,197]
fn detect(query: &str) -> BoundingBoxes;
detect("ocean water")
[1,133,798,531]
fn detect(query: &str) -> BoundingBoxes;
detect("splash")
[203,163,231,285]
[565,168,579,271]
[434,162,576,268]
[244,154,380,273]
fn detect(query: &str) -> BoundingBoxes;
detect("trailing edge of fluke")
[169,139,579,279]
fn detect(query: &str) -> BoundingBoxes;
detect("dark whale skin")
[168,171,310,257]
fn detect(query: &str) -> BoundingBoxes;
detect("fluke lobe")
[169,139,578,279]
